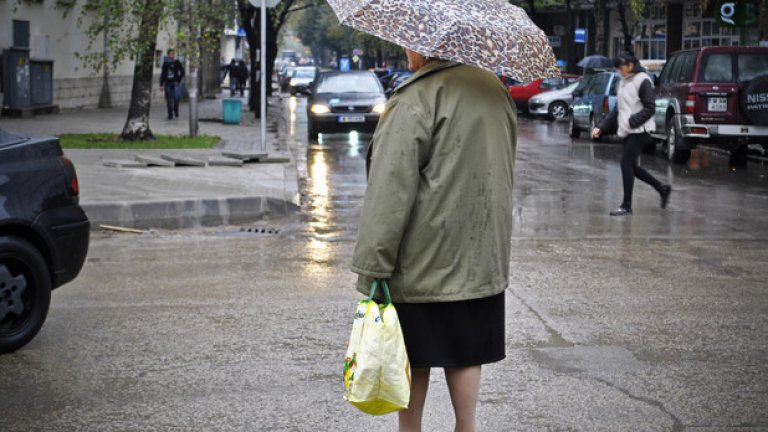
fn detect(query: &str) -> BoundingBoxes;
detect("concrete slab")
[135,154,175,167]
[221,151,268,161]
[208,156,244,167]
[102,159,148,168]
[161,154,207,167]
[257,154,291,164]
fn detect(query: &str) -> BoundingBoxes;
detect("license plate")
[338,115,365,123]
[708,97,727,112]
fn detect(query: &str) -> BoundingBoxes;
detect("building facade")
[1,0,177,111]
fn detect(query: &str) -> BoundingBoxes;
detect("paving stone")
[160,154,207,167]
[103,159,148,168]
[135,154,175,167]
[208,156,244,167]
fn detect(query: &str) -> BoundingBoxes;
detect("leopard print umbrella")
[326,0,560,82]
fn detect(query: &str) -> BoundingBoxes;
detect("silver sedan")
[528,81,580,121]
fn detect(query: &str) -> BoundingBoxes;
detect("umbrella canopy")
[326,0,560,82]
[577,55,614,69]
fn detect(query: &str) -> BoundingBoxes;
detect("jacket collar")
[394,60,461,95]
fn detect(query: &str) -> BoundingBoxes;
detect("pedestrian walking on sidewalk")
[593,53,671,216]
[228,58,239,97]
[160,49,185,120]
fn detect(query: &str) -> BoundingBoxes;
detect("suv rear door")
[693,51,741,124]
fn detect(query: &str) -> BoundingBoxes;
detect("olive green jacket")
[351,60,517,303]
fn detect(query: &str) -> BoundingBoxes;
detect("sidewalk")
[0,94,300,229]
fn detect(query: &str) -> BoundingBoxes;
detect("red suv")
[508,75,579,112]
[653,47,768,164]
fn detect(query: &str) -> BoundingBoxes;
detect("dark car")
[289,67,318,96]
[0,129,90,354]
[653,47,768,164]
[384,72,413,98]
[307,71,387,139]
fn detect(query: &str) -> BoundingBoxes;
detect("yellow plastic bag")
[343,280,411,415]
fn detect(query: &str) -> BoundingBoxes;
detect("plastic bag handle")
[369,279,392,305]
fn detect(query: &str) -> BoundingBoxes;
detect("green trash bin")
[223,99,242,125]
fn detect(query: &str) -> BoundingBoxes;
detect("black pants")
[620,133,663,209]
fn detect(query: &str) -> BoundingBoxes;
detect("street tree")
[71,0,234,140]
[238,0,322,116]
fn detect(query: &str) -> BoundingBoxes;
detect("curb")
[82,196,299,230]
[81,96,300,230]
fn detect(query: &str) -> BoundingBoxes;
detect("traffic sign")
[574,28,586,44]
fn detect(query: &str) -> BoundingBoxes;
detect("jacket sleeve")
[350,99,432,279]
[160,63,166,85]
[178,61,185,82]
[597,105,618,132]
[628,79,655,128]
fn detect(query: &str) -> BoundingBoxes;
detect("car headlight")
[311,104,330,114]
[530,97,540,104]
[372,103,386,114]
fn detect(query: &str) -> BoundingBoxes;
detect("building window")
[634,4,667,60]
[682,1,740,49]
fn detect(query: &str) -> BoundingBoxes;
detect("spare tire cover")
[741,74,768,126]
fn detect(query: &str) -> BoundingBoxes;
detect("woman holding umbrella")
[329,1,559,430]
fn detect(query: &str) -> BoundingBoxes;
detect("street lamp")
[248,0,281,153]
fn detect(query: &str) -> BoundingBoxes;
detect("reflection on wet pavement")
[287,96,768,245]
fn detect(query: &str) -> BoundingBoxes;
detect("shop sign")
[717,1,758,27]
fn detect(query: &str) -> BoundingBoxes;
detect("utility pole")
[188,0,200,137]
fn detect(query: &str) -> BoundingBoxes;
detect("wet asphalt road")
[1,96,767,431]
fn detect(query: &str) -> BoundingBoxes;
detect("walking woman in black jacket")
[593,53,672,216]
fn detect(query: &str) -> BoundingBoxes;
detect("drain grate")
[239,227,280,235]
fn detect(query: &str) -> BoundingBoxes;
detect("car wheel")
[568,114,580,138]
[548,101,568,121]
[730,145,749,167]
[0,236,51,354]
[589,115,599,142]
[665,121,691,164]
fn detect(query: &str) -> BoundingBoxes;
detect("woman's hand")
[591,128,602,139]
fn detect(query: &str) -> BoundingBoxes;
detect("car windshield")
[316,74,382,94]
[294,69,315,78]
[562,81,580,93]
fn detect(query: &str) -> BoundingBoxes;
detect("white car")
[528,81,580,121]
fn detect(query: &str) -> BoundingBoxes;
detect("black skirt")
[393,291,506,368]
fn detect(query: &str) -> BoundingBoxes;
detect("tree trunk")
[617,0,635,54]
[594,0,607,56]
[564,0,577,74]
[238,2,260,113]
[98,7,112,109]
[760,0,768,42]
[120,0,162,141]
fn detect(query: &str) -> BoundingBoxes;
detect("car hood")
[531,87,573,102]
[291,77,314,84]
[311,92,385,106]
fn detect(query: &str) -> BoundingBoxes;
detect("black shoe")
[610,207,632,216]
[167,114,173,120]
[175,112,179,118]
[660,185,672,209]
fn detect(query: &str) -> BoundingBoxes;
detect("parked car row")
[565,46,768,164]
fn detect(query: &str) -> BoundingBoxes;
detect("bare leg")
[399,367,430,432]
[445,366,482,432]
